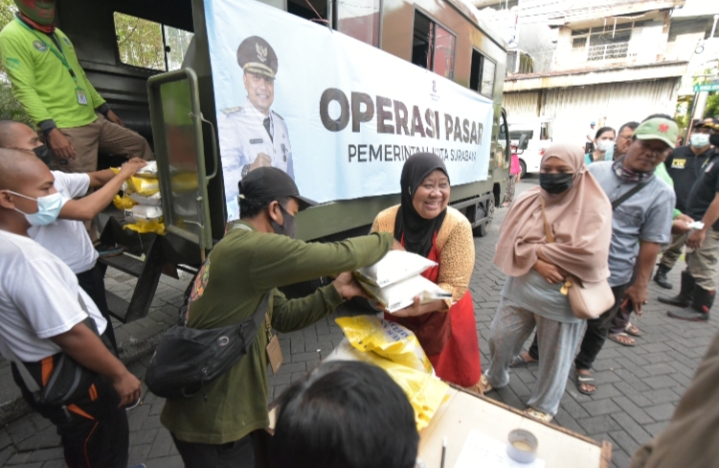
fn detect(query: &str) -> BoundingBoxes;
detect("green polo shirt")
[161,223,393,444]
[0,18,105,129]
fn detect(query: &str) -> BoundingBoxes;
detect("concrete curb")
[0,329,167,426]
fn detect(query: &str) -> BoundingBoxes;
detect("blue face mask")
[8,190,65,226]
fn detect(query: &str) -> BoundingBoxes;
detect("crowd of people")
[1,2,719,468]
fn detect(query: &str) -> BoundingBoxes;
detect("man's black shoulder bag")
[9,296,102,409]
[145,291,270,400]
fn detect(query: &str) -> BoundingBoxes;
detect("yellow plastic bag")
[370,353,449,430]
[171,172,199,192]
[113,194,137,210]
[336,316,433,374]
[123,218,166,235]
[127,176,160,196]
[329,336,448,431]
[110,167,160,196]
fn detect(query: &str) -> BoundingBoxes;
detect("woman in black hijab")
[372,153,484,392]
[394,153,449,258]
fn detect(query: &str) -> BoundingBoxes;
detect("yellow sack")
[113,194,137,210]
[336,316,433,374]
[123,218,166,235]
[171,172,199,192]
[370,353,449,430]
[330,336,448,431]
[128,176,160,196]
[109,167,160,196]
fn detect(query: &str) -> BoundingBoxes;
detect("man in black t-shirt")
[654,121,715,289]
[662,119,719,321]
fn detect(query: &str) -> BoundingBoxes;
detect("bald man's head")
[0,148,53,192]
[0,120,42,151]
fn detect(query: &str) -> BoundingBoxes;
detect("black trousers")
[528,283,629,370]
[76,262,118,353]
[172,433,256,468]
[12,360,129,468]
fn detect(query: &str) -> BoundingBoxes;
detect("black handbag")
[144,292,270,400]
[10,297,100,408]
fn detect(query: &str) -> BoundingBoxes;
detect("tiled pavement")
[1,176,717,467]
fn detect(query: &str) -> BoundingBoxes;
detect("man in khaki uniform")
[0,0,153,175]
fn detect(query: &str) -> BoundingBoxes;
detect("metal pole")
[711,14,719,39]
[686,92,699,142]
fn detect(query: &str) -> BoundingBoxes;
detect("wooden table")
[419,387,611,468]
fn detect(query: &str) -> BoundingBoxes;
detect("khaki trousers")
[660,232,690,269]
[50,113,153,174]
[686,229,719,291]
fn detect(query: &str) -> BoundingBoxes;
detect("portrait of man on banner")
[219,35,294,220]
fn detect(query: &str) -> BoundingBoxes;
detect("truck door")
[147,69,218,262]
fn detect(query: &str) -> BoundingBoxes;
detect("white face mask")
[597,140,615,152]
[6,191,66,226]
[690,133,710,148]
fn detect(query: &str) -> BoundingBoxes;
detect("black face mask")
[711,133,719,148]
[33,144,52,167]
[539,173,574,194]
[270,204,296,238]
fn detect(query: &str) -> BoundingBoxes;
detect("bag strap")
[612,181,650,210]
[9,295,95,394]
[541,198,554,243]
[238,293,272,353]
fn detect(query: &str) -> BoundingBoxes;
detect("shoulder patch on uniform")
[222,106,243,116]
[272,111,284,121]
[4,57,20,70]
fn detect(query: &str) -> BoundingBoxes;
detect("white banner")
[204,0,495,220]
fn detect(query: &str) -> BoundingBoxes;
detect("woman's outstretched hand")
[391,297,446,317]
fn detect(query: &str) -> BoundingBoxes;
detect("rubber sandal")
[608,332,636,347]
[624,323,643,337]
[525,408,553,423]
[575,373,596,395]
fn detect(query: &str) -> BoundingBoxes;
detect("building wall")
[553,12,672,71]
[505,78,679,145]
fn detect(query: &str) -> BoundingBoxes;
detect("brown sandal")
[608,332,636,347]
[624,323,643,337]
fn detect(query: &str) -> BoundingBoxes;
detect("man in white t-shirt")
[0,148,141,467]
[0,120,145,351]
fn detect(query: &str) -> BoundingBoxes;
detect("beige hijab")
[493,144,612,283]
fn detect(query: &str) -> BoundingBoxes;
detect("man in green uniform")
[0,0,153,175]
[161,167,395,467]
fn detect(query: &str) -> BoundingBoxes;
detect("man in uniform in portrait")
[219,36,293,220]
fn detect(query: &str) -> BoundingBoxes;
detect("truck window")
[509,130,533,150]
[411,11,455,80]
[470,49,495,98]
[113,12,194,72]
[337,0,381,47]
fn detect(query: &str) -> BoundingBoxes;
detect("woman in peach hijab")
[484,144,612,422]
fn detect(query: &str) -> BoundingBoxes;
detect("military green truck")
[51,0,509,322]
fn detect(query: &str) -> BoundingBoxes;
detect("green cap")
[634,117,678,149]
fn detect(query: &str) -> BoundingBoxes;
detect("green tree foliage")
[0,0,32,125]
[114,12,165,71]
[705,94,719,120]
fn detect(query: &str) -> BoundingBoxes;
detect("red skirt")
[385,291,482,387]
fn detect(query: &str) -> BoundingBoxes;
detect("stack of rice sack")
[354,250,451,313]
[112,161,165,235]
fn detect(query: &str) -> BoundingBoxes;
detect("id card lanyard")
[15,18,88,105]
